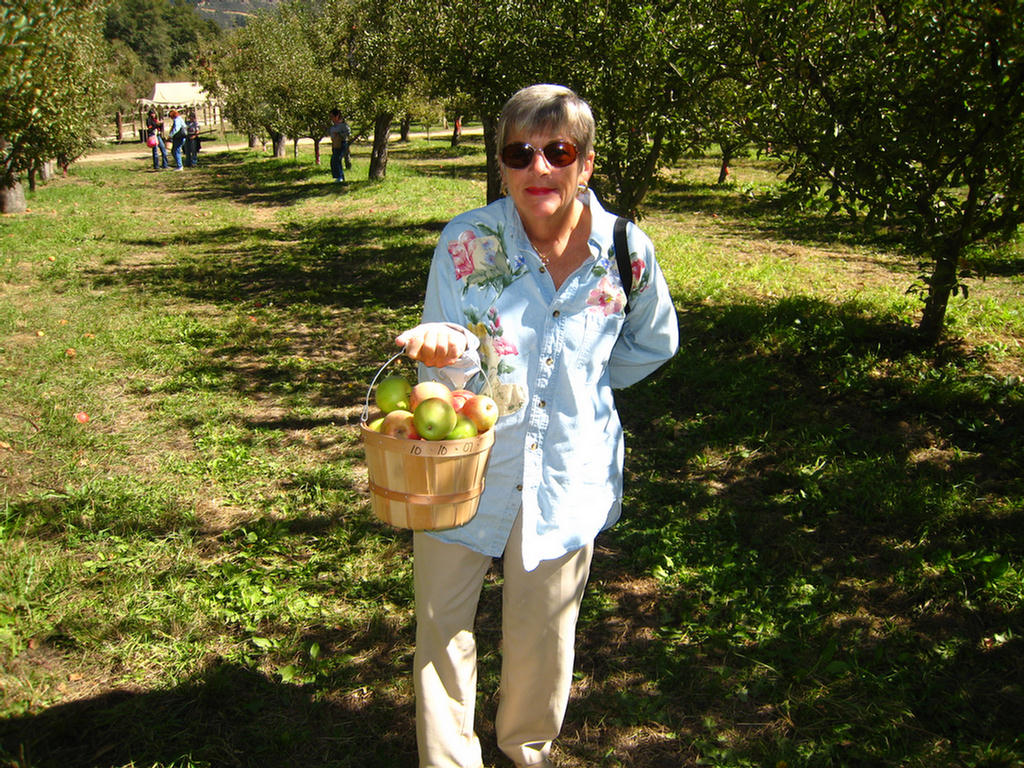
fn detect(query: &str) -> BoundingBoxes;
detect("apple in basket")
[413,397,458,441]
[461,394,499,432]
[410,380,454,410]
[450,389,475,413]
[375,374,412,413]
[444,414,478,439]
[380,409,420,439]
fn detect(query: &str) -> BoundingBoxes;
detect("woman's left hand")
[396,323,468,367]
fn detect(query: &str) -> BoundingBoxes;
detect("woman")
[145,108,168,171]
[397,84,678,768]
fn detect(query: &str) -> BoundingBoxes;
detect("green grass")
[1,135,1022,768]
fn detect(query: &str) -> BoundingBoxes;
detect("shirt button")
[516,484,523,491]
[539,266,546,273]
[552,309,560,318]
[530,442,538,451]
[539,400,546,408]
[545,357,553,366]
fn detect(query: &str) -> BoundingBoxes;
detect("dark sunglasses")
[500,140,579,170]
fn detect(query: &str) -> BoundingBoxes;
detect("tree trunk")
[717,147,733,184]
[917,242,960,345]
[450,121,460,147]
[400,114,411,142]
[616,123,665,219]
[368,111,393,181]
[271,132,287,158]
[1,177,26,213]
[313,138,321,165]
[248,133,259,149]
[482,114,500,203]
[918,183,979,345]
[116,111,123,142]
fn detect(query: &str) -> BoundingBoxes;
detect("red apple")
[450,389,475,413]
[461,394,498,432]
[380,409,420,439]
[409,380,453,411]
[413,397,458,440]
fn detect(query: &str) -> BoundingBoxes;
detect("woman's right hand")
[396,323,469,368]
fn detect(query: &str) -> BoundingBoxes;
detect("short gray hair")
[496,84,595,167]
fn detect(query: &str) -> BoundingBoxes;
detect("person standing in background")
[328,109,351,182]
[167,109,186,171]
[145,108,168,171]
[184,110,200,167]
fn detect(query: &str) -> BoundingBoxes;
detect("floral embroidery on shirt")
[465,305,523,414]
[587,276,627,316]
[447,225,530,415]
[447,224,526,297]
[590,239,651,303]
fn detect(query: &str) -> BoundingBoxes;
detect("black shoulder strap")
[613,216,632,314]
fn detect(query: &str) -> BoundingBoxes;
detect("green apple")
[380,409,420,439]
[375,374,412,413]
[412,397,457,441]
[409,380,453,411]
[444,414,479,440]
[461,394,499,432]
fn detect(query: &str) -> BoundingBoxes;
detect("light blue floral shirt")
[420,190,679,571]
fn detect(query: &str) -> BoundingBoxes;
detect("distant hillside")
[194,0,279,28]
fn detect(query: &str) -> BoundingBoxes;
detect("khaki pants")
[413,512,594,768]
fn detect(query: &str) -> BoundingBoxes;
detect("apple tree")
[737,0,1024,344]
[409,0,579,200]
[411,0,733,217]
[574,0,731,217]
[1,0,109,213]
[319,0,423,181]
[199,12,305,157]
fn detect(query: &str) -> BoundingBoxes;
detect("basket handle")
[361,349,406,424]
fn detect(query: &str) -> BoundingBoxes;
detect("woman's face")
[500,127,594,229]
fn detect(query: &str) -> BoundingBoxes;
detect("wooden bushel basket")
[360,351,494,530]
[361,423,494,530]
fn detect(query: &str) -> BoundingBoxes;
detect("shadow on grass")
[92,214,441,311]
[2,295,1021,767]
[178,150,351,208]
[562,297,1024,766]
[647,173,914,263]
[0,659,417,768]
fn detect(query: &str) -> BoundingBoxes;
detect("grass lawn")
[1,133,1022,768]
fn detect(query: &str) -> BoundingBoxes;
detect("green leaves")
[733,0,1024,341]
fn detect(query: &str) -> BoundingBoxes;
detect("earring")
[577,182,588,196]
